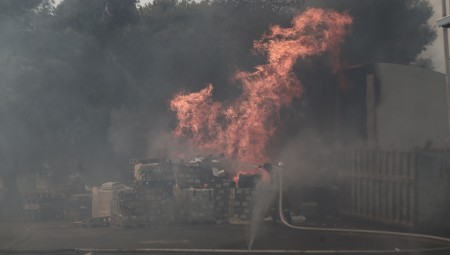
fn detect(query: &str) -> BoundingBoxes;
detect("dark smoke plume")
[0,0,436,196]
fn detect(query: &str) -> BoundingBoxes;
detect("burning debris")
[170,9,352,174]
[18,154,267,226]
[91,155,264,227]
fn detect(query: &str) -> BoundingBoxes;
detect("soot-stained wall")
[375,63,447,149]
[339,63,447,150]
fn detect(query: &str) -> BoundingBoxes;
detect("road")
[0,221,449,254]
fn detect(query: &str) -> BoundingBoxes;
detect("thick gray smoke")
[0,0,436,191]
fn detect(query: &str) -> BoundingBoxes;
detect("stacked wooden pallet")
[110,183,176,228]
[181,188,215,223]
[133,160,174,184]
[23,192,65,221]
[210,179,235,221]
[232,188,255,222]
[65,193,92,222]
[176,164,206,188]
[110,186,143,228]
[136,183,175,224]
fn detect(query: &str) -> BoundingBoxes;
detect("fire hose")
[274,165,450,254]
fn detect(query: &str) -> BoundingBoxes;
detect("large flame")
[170,8,352,174]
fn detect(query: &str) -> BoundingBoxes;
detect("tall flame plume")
[170,8,352,170]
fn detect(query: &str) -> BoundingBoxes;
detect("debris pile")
[175,158,206,189]
[19,155,266,227]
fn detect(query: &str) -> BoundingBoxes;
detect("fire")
[170,8,352,178]
[233,169,269,185]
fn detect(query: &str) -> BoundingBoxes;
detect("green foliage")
[0,0,50,18]
[0,0,437,177]
[55,0,138,42]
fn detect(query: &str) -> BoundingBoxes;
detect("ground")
[0,221,449,254]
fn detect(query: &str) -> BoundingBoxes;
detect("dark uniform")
[263,163,292,224]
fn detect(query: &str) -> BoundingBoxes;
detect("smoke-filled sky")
[147,0,443,74]
[51,0,446,73]
[0,0,437,185]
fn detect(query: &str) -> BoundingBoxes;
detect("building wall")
[338,64,450,230]
[415,150,450,230]
[374,63,447,150]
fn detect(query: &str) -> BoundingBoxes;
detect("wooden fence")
[338,150,416,227]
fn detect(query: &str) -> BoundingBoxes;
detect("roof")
[437,16,450,28]
[100,182,122,190]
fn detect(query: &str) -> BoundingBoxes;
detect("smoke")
[170,8,352,169]
[0,0,436,190]
[108,106,199,161]
[278,128,336,186]
[305,0,436,66]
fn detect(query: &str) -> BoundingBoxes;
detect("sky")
[51,0,446,73]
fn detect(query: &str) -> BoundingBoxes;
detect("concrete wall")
[374,63,448,150]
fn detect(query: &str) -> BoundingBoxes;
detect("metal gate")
[339,150,416,227]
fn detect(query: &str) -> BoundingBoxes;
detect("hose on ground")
[275,166,450,253]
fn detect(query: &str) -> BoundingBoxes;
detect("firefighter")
[263,163,292,224]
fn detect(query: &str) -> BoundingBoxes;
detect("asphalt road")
[0,221,449,254]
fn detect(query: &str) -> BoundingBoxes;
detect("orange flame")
[170,8,352,175]
[233,169,269,185]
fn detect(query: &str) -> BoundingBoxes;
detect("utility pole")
[440,0,450,137]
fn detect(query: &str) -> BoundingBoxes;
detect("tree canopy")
[0,0,436,181]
